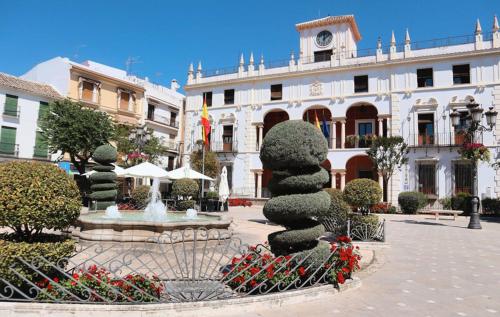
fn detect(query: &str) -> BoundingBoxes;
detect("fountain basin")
[72,211,232,242]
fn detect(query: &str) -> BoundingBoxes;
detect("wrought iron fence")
[0,228,355,304]
[320,217,386,242]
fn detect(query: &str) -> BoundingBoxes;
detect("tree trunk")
[383,177,389,203]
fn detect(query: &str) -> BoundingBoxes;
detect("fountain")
[185,208,198,219]
[143,177,167,221]
[104,205,122,219]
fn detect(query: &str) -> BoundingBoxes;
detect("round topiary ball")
[93,144,117,164]
[172,178,199,199]
[0,161,81,239]
[260,120,328,170]
[343,178,382,210]
[323,188,351,224]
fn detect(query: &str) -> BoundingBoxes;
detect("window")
[38,101,49,121]
[417,68,433,87]
[354,75,368,93]
[270,84,282,101]
[418,113,434,145]
[314,49,332,63]
[357,121,373,147]
[203,91,212,107]
[81,81,94,101]
[3,94,18,117]
[33,131,48,158]
[120,91,130,110]
[358,170,374,179]
[454,162,473,195]
[0,126,17,155]
[223,125,234,151]
[168,156,175,171]
[170,112,177,127]
[224,89,235,105]
[453,64,470,85]
[147,104,155,120]
[454,111,470,144]
[418,163,436,196]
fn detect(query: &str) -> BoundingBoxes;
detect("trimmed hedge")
[0,235,75,289]
[0,161,81,240]
[93,164,115,172]
[398,191,427,214]
[88,189,118,201]
[349,214,380,229]
[90,144,117,209]
[261,120,329,260]
[322,188,351,224]
[90,183,117,191]
[92,144,117,164]
[177,200,196,211]
[131,185,150,208]
[89,172,117,183]
[482,198,500,216]
[343,179,382,211]
[172,178,199,199]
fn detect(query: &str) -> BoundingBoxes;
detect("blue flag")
[321,115,330,139]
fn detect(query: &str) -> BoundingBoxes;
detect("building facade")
[0,72,62,162]
[22,58,184,170]
[183,15,500,205]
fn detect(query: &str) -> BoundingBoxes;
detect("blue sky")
[0,0,497,91]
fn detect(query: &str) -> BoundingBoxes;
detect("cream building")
[183,15,500,205]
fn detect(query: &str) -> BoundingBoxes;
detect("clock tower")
[295,15,361,61]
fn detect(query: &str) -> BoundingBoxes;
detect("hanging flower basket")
[458,143,490,162]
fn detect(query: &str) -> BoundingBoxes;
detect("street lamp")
[449,99,497,229]
[129,124,151,153]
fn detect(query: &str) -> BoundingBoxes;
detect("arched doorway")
[303,107,332,149]
[346,155,377,183]
[345,103,379,148]
[262,110,289,197]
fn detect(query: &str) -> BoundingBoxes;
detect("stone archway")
[345,155,377,183]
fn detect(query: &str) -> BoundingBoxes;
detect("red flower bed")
[223,236,361,293]
[228,198,252,207]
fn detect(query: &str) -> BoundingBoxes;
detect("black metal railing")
[146,114,179,129]
[211,140,238,153]
[407,132,484,147]
[2,108,20,118]
[33,146,50,159]
[0,143,19,156]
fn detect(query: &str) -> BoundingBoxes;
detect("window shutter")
[0,126,17,154]
[4,95,18,116]
[34,131,48,157]
[38,102,49,121]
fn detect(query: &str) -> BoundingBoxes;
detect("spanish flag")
[314,110,321,130]
[201,97,211,146]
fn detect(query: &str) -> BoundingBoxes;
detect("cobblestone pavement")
[226,208,500,317]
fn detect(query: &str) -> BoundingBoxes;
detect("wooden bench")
[419,209,463,220]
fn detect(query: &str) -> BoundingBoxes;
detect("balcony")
[2,108,20,118]
[164,140,179,152]
[146,114,179,129]
[407,132,483,148]
[0,143,19,157]
[33,146,50,160]
[211,140,238,153]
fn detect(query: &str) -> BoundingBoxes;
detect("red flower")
[336,236,352,243]
[298,267,306,277]
[250,267,260,276]
[53,277,59,283]
[249,279,257,287]
[337,272,345,284]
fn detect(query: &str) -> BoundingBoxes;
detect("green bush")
[452,192,472,215]
[92,144,117,164]
[343,179,382,211]
[172,178,199,199]
[206,191,219,200]
[349,214,380,229]
[90,144,118,210]
[439,196,453,210]
[0,235,75,289]
[398,191,427,214]
[322,188,351,224]
[261,120,329,259]
[0,161,81,241]
[131,185,150,208]
[177,200,196,211]
[89,172,117,183]
[482,198,500,215]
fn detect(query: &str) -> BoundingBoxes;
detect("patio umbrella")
[123,162,170,179]
[218,166,229,203]
[82,164,127,177]
[165,164,214,181]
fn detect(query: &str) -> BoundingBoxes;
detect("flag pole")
[200,142,206,211]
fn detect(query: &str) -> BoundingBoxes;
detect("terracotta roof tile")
[0,72,62,100]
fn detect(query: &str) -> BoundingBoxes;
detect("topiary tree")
[398,191,428,214]
[323,188,351,224]
[131,185,151,208]
[172,178,199,200]
[89,144,117,210]
[343,178,382,214]
[260,120,330,259]
[0,161,81,242]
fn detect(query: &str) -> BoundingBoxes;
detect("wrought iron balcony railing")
[211,140,238,153]
[406,132,483,148]
[0,143,19,156]
[146,114,179,129]
[2,108,20,118]
[33,146,50,159]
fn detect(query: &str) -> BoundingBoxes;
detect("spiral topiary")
[260,120,330,261]
[89,144,117,209]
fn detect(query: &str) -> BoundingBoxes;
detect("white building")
[0,72,62,162]
[183,15,500,205]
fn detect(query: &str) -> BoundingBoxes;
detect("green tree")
[39,99,115,174]
[113,124,167,166]
[366,136,408,201]
[190,140,220,179]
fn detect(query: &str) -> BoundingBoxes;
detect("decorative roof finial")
[405,28,411,44]
[197,61,202,71]
[493,15,499,32]
[239,53,244,66]
[390,30,396,45]
[188,62,193,73]
[475,18,482,34]
[249,52,254,65]
[377,36,382,49]
[260,54,264,65]
[290,50,295,60]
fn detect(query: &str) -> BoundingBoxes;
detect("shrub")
[206,191,219,200]
[343,179,382,212]
[452,192,472,215]
[261,120,329,259]
[482,198,500,216]
[0,161,81,241]
[92,144,117,164]
[349,214,380,229]
[398,191,427,214]
[172,178,199,199]
[177,200,196,211]
[131,185,150,208]
[322,188,350,223]
[0,235,75,289]
[439,197,453,210]
[89,144,117,209]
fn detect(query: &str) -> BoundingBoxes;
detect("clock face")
[316,30,333,47]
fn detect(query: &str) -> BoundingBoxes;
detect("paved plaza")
[225,207,500,317]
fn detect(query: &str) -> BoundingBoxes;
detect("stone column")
[340,170,346,190]
[378,118,384,137]
[258,124,264,151]
[330,170,336,188]
[331,121,336,149]
[256,171,263,198]
[340,120,346,149]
